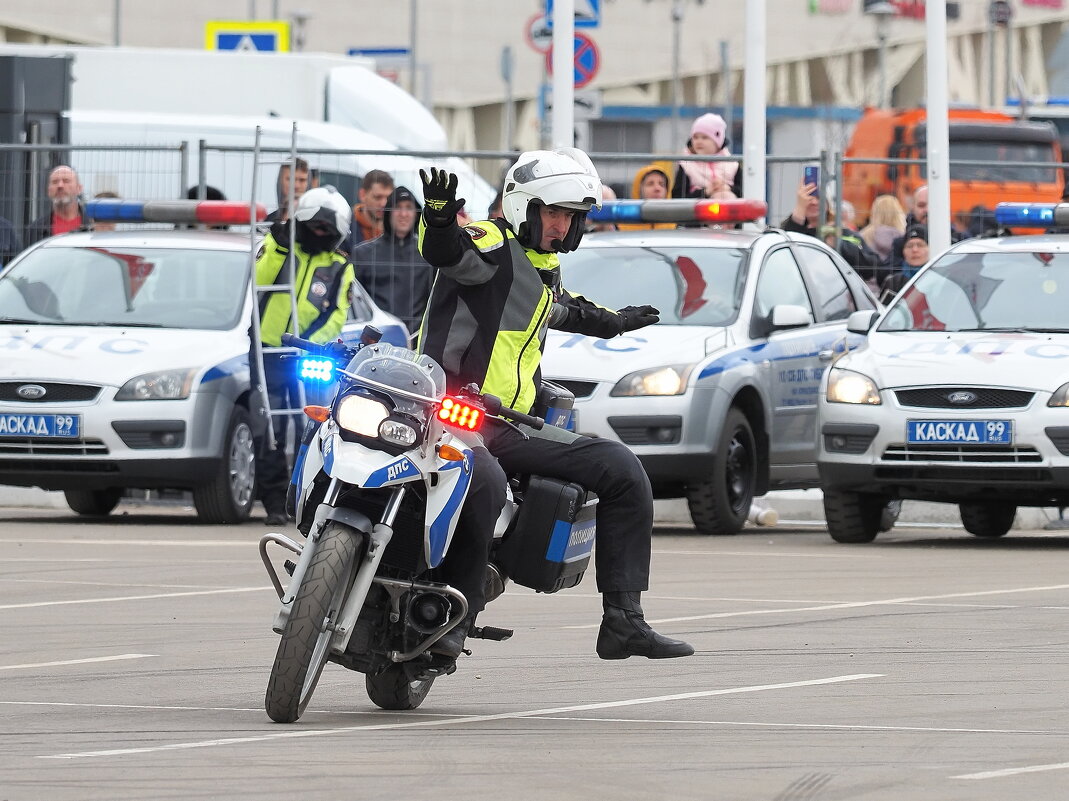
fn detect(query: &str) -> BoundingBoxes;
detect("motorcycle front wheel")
[265,521,360,723]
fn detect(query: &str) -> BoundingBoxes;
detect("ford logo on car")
[16,384,47,400]
[947,391,977,404]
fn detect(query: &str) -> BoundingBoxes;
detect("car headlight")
[336,394,389,436]
[826,367,881,405]
[115,368,198,401]
[1049,383,1069,407]
[611,364,695,397]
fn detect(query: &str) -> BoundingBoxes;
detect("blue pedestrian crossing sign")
[205,20,290,52]
[546,0,600,28]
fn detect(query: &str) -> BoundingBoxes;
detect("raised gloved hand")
[616,305,660,332]
[420,167,466,226]
[269,218,291,246]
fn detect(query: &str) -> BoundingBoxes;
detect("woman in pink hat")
[672,113,740,201]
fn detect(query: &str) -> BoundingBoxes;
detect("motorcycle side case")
[533,380,575,430]
[494,475,597,593]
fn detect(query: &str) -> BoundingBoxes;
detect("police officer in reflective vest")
[417,149,694,662]
[256,186,355,526]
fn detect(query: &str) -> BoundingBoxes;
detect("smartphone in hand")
[803,165,820,196]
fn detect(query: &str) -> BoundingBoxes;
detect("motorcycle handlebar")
[280,333,324,354]
[479,393,545,431]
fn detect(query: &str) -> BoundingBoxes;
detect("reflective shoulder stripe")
[464,221,506,252]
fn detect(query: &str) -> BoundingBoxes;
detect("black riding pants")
[482,420,653,593]
[437,445,506,616]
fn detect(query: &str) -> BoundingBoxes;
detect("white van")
[65,109,494,216]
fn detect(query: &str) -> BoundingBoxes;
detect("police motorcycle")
[259,327,596,722]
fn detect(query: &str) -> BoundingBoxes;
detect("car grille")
[874,464,1052,484]
[894,387,1034,409]
[882,444,1042,463]
[0,438,109,455]
[550,380,598,399]
[0,382,102,403]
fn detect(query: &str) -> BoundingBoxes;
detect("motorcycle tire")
[265,521,360,723]
[365,664,436,711]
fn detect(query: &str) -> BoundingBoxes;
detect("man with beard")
[255,186,356,526]
[26,165,87,246]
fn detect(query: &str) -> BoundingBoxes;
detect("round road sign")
[544,32,600,89]
[525,14,552,54]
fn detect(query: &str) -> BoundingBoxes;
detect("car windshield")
[558,245,746,326]
[879,250,1069,333]
[0,245,249,330]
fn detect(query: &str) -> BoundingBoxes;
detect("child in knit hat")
[673,113,740,201]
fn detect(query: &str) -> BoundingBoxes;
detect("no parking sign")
[544,32,600,89]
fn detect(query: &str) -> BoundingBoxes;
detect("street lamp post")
[865,1,896,108]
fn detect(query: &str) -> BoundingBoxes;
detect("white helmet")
[502,147,602,252]
[294,185,352,245]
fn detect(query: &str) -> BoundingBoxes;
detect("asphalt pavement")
[2,504,1069,800]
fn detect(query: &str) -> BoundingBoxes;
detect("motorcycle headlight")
[826,367,881,405]
[379,418,419,447]
[115,368,198,401]
[611,364,695,397]
[336,394,390,436]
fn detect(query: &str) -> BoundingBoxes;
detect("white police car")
[541,199,880,535]
[0,198,407,522]
[817,202,1069,543]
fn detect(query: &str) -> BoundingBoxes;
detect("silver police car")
[541,198,880,535]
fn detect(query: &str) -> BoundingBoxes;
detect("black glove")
[617,305,660,333]
[269,218,291,246]
[420,167,466,226]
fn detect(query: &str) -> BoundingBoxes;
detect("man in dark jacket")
[25,165,87,247]
[780,180,879,282]
[352,185,433,338]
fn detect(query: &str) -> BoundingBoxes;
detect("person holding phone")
[780,174,879,280]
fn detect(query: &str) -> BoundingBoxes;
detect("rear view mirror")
[846,309,879,334]
[769,304,812,330]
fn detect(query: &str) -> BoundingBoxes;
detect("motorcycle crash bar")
[586,198,768,225]
[85,199,268,225]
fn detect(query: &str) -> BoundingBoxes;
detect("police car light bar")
[586,198,768,225]
[994,202,1069,228]
[85,199,268,225]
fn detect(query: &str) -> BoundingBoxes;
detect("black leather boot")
[429,616,473,661]
[597,592,694,660]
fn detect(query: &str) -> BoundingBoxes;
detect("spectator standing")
[888,185,966,268]
[25,165,86,247]
[672,113,741,201]
[264,157,310,222]
[255,186,355,526]
[618,162,676,231]
[880,223,929,302]
[859,193,907,266]
[781,180,878,283]
[347,169,395,252]
[351,185,432,338]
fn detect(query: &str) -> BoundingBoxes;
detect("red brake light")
[437,397,483,431]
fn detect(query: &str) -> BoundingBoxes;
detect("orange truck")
[842,107,1064,226]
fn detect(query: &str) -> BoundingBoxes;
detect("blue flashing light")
[298,357,335,384]
[587,201,645,223]
[994,203,1057,227]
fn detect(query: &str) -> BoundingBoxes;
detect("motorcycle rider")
[417,149,695,662]
[256,186,356,527]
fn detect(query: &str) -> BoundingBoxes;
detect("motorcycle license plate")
[0,413,81,438]
[906,419,1011,445]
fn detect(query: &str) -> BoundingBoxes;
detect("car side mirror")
[769,304,812,331]
[846,309,879,334]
